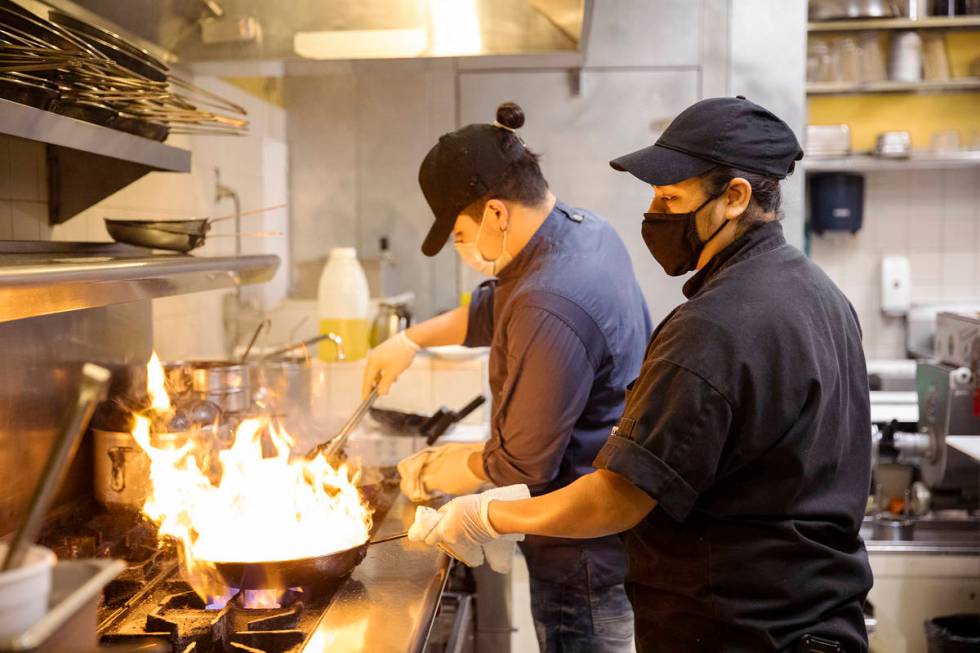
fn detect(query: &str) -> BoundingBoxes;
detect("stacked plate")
[806,124,853,158]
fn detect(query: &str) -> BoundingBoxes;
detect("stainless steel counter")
[861,516,980,555]
[305,493,452,653]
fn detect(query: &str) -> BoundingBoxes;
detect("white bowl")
[0,544,56,639]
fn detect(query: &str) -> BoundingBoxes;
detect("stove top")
[38,470,399,653]
[100,577,344,653]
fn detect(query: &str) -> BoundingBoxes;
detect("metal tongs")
[305,381,380,461]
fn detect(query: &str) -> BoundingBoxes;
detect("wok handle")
[368,531,409,546]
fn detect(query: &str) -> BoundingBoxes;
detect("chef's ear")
[723,177,752,221]
[483,199,509,231]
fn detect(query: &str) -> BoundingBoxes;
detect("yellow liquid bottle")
[318,247,371,362]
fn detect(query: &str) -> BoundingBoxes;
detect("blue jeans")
[529,575,634,653]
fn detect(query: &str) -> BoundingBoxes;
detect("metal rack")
[808,15,980,32]
[807,77,980,95]
[805,151,980,172]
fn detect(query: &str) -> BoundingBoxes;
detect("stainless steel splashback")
[0,301,151,536]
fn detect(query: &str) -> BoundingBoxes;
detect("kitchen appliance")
[871,312,980,512]
[369,300,412,347]
[808,172,865,234]
[22,466,425,653]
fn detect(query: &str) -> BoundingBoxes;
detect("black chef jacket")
[595,221,873,652]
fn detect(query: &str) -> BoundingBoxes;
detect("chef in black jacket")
[409,96,875,652]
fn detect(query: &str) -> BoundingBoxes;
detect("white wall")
[810,167,980,360]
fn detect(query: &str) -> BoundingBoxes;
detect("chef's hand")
[408,484,530,573]
[397,443,485,502]
[363,331,420,398]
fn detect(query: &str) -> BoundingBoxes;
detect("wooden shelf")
[808,15,980,32]
[807,77,980,95]
[805,151,980,172]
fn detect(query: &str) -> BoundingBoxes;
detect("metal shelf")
[0,98,189,171]
[805,151,980,172]
[0,97,192,225]
[807,77,980,95]
[0,241,278,324]
[808,16,980,31]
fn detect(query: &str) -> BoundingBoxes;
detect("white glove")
[363,331,420,398]
[397,443,485,502]
[408,484,529,573]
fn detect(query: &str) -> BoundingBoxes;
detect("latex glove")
[409,484,529,573]
[409,505,484,567]
[363,331,420,398]
[420,442,485,496]
[397,447,440,502]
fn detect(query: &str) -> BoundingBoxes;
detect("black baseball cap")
[610,96,804,186]
[418,123,525,257]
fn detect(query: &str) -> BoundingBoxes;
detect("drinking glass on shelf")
[930,130,961,153]
[858,33,888,82]
[921,33,951,81]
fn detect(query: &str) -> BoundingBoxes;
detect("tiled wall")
[0,136,49,240]
[1,77,288,361]
[809,167,980,360]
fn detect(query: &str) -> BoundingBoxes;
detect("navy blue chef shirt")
[595,221,874,652]
[463,200,651,587]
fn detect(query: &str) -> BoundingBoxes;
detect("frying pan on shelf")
[208,531,407,590]
[104,204,288,252]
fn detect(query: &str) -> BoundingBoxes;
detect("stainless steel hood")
[72,0,589,74]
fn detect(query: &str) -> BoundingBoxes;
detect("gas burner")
[102,580,333,653]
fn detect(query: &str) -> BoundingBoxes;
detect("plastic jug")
[317,247,370,361]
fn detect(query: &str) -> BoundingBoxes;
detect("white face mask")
[454,208,513,276]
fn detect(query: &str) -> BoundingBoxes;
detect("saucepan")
[209,531,407,590]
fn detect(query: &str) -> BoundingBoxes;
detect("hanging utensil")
[1,364,110,571]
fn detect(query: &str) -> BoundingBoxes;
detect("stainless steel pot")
[93,429,150,512]
[165,360,252,414]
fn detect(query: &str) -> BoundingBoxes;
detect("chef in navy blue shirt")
[410,97,875,652]
[363,102,651,652]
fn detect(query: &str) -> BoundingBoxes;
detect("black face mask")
[642,193,728,276]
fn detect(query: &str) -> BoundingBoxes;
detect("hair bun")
[496,102,525,130]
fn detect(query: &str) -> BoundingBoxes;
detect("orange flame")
[134,353,371,600]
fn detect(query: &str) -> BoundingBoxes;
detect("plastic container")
[0,545,56,640]
[317,247,370,361]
